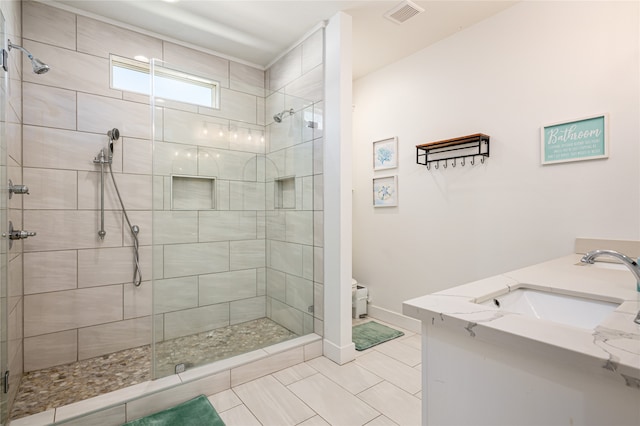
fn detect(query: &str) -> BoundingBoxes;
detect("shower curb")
[9,334,322,426]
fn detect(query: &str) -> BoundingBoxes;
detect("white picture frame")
[373,137,398,170]
[373,176,398,207]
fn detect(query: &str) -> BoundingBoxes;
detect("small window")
[111,55,219,108]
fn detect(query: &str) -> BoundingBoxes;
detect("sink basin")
[478,288,619,330]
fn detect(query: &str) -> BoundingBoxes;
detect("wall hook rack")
[416,133,490,170]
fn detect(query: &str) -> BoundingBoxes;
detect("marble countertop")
[403,254,640,386]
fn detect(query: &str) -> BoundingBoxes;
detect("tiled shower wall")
[264,30,324,336]
[19,0,324,373]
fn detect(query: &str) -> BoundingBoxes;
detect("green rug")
[124,394,225,426]
[353,321,404,351]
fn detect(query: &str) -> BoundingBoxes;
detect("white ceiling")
[50,0,516,79]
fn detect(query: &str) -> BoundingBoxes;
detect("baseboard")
[367,304,421,334]
[323,339,356,365]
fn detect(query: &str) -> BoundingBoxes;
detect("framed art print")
[373,176,398,207]
[373,137,398,170]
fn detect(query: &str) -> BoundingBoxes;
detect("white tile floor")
[207,320,422,426]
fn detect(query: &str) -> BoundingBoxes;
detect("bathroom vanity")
[403,240,640,426]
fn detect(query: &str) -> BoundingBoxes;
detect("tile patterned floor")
[207,320,422,426]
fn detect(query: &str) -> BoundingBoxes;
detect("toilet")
[351,278,368,319]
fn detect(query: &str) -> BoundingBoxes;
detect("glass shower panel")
[0,12,9,424]
[150,59,312,379]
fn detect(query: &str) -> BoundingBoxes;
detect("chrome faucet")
[580,249,640,292]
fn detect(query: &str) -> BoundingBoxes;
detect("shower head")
[7,40,50,74]
[108,128,120,142]
[107,128,120,157]
[273,108,294,123]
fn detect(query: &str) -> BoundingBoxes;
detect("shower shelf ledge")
[416,133,490,170]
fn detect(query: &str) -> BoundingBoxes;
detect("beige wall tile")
[230,296,266,325]
[23,210,123,252]
[124,281,152,319]
[199,269,257,305]
[163,42,229,87]
[313,247,323,284]
[154,276,198,314]
[286,275,313,313]
[24,285,123,336]
[153,211,198,244]
[229,181,265,210]
[23,126,121,172]
[23,167,78,210]
[77,171,153,211]
[78,93,151,140]
[212,88,258,123]
[77,15,163,60]
[24,250,77,294]
[23,40,121,98]
[78,246,152,288]
[23,1,76,50]
[302,29,323,74]
[268,46,302,92]
[230,239,265,270]
[122,210,153,248]
[164,304,230,340]
[7,121,22,165]
[303,245,314,281]
[230,61,265,97]
[198,148,257,181]
[270,298,304,335]
[269,240,303,276]
[266,268,286,302]
[78,316,151,359]
[123,137,153,175]
[286,211,313,245]
[285,65,323,108]
[162,108,228,149]
[24,330,77,371]
[199,211,257,242]
[163,242,229,278]
[23,82,76,129]
[153,141,199,176]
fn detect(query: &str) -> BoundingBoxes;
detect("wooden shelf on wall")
[416,133,490,170]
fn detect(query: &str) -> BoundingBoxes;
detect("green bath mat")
[124,394,225,426]
[353,321,404,351]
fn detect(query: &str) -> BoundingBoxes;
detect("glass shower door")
[150,58,313,378]
[0,12,9,424]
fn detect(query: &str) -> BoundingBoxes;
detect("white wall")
[353,1,640,314]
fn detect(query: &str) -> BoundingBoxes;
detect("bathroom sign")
[541,114,608,165]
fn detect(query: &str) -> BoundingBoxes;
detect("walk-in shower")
[9,8,325,420]
[7,39,49,74]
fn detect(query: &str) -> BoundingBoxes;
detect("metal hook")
[470,157,475,166]
[452,158,456,167]
[443,160,447,169]
[426,163,431,170]
[481,156,485,164]
[461,157,466,167]
[435,161,439,170]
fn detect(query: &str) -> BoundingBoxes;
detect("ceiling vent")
[383,0,425,25]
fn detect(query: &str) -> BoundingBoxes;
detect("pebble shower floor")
[10,318,297,420]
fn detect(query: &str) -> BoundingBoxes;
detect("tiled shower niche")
[171,175,216,210]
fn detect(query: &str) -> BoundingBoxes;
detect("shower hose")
[108,161,143,287]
